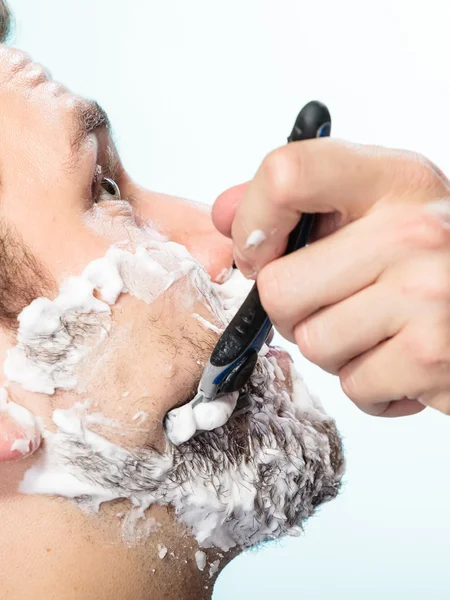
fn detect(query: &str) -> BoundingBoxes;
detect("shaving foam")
[165,392,239,445]
[195,550,207,571]
[4,238,251,397]
[245,229,266,249]
[19,351,344,552]
[6,220,343,552]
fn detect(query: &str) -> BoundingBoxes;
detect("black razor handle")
[210,101,332,379]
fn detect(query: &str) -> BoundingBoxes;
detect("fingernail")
[233,248,255,279]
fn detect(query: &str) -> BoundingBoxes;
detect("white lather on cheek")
[19,355,343,551]
[4,277,110,394]
[7,227,343,552]
[191,313,223,335]
[4,239,228,395]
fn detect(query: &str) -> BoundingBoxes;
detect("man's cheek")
[187,230,233,283]
[82,200,147,246]
[72,310,207,452]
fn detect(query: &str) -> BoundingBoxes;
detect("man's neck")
[0,475,232,600]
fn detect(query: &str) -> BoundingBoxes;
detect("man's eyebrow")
[71,100,111,157]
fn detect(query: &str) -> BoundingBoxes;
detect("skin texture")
[0,38,237,600]
[1,3,448,598]
[0,13,344,599]
[213,143,450,417]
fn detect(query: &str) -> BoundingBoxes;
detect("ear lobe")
[0,413,41,462]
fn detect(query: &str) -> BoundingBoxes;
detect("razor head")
[198,350,259,403]
[219,350,258,395]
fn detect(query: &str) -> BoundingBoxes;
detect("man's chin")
[164,338,298,446]
[166,351,344,551]
[19,347,344,554]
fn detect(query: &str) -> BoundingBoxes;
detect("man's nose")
[135,191,233,282]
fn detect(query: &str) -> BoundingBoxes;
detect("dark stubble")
[0,225,55,332]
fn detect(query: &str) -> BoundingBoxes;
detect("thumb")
[230,139,443,276]
[212,182,249,238]
[0,391,41,462]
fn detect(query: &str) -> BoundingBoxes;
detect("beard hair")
[5,235,344,550]
[0,224,55,333]
[0,1,12,43]
[21,354,344,552]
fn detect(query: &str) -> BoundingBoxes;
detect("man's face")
[0,46,236,447]
[0,45,343,554]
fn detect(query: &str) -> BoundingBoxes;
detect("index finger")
[231,138,439,276]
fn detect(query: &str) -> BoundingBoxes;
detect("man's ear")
[0,1,12,44]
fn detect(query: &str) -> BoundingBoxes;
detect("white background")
[8,1,450,598]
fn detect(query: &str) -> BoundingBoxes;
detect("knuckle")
[414,341,439,367]
[433,399,450,416]
[405,331,448,368]
[425,263,450,301]
[396,207,450,252]
[423,391,450,416]
[401,259,450,302]
[258,263,287,322]
[401,151,448,191]
[260,146,301,208]
[339,368,361,404]
[294,320,322,365]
